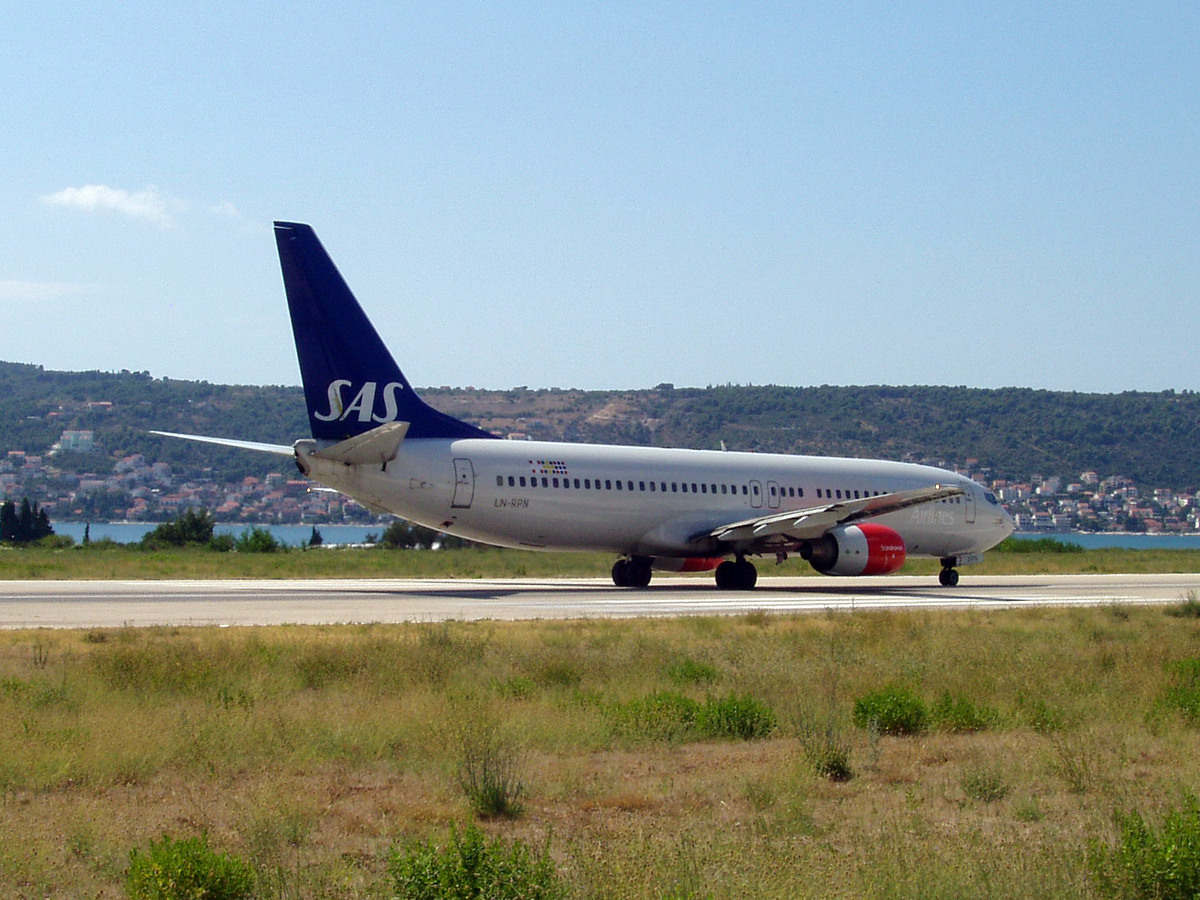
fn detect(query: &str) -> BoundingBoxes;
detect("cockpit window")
[984,492,999,505]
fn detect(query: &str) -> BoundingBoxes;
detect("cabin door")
[767,481,782,510]
[749,480,764,509]
[451,458,475,509]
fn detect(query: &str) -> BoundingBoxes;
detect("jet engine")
[800,523,907,576]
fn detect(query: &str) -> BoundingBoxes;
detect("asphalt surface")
[1,573,1198,629]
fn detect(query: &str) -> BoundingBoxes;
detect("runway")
[1,572,1198,629]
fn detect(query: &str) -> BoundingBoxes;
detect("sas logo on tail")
[315,380,406,423]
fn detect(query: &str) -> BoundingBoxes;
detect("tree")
[0,498,55,543]
[141,508,217,548]
[0,501,16,542]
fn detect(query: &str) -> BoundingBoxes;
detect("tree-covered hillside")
[2,361,1199,490]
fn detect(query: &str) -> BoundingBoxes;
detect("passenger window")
[752,485,760,496]
[691,483,698,493]
[574,478,580,488]
[616,480,622,490]
[552,478,559,488]
[649,482,656,492]
[605,480,612,490]
[721,485,727,494]
[542,477,549,487]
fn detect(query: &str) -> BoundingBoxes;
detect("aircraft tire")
[627,557,653,588]
[939,567,959,587]
[737,559,758,590]
[716,559,758,590]
[613,558,653,588]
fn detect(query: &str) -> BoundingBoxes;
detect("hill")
[2,361,1199,491]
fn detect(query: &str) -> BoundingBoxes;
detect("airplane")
[154,222,1014,590]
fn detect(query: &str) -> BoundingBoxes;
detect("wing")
[708,484,965,547]
[150,431,297,456]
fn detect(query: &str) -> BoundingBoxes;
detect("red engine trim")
[809,523,907,576]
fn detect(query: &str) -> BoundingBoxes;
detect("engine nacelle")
[802,523,907,576]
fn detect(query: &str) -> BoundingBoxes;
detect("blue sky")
[4,2,1197,393]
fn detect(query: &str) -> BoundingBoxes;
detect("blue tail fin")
[274,222,495,442]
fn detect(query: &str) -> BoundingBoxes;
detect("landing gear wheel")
[715,558,758,590]
[612,557,653,588]
[939,567,959,587]
[627,557,652,588]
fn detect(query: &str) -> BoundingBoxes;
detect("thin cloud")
[0,280,93,303]
[41,184,185,227]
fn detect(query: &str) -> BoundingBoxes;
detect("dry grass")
[1,543,1199,580]
[2,605,1200,897]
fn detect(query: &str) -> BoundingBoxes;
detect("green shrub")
[608,692,775,743]
[806,744,854,782]
[697,694,776,740]
[961,766,1010,803]
[666,656,722,685]
[609,691,700,742]
[931,691,995,733]
[852,685,927,736]
[389,823,562,900]
[126,833,254,900]
[140,509,217,549]
[234,526,285,553]
[1159,658,1200,725]
[1089,794,1200,900]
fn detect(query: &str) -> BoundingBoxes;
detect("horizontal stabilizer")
[151,431,296,456]
[309,421,409,466]
[711,483,965,544]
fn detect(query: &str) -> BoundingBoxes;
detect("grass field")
[2,539,1199,580]
[5,593,1200,898]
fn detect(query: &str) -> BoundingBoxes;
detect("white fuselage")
[297,438,1013,561]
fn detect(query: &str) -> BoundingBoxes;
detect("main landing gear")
[938,558,960,587]
[610,555,759,590]
[611,556,653,588]
[714,556,758,591]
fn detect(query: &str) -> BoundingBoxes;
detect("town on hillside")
[1,428,1196,534]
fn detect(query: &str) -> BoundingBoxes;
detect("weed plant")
[389,823,563,900]
[126,834,254,900]
[1089,793,1200,900]
[852,684,928,735]
[455,718,526,819]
